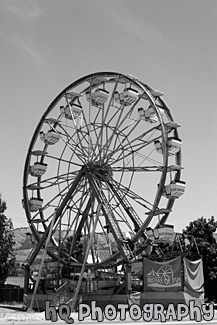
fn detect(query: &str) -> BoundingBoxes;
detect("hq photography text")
[45,300,214,323]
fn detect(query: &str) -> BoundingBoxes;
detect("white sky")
[1,0,217,232]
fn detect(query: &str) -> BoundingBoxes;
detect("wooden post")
[142,256,145,292]
[125,262,132,293]
[181,253,185,292]
[57,213,62,288]
[24,264,30,295]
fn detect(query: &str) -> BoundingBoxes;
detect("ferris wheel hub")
[87,161,113,180]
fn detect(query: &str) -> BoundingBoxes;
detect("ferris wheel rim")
[22,71,183,268]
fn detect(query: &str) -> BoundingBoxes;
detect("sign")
[143,256,182,292]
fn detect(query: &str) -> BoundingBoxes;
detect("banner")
[143,256,182,292]
[184,258,204,293]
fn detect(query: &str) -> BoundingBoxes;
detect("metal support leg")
[70,203,102,312]
[28,209,57,311]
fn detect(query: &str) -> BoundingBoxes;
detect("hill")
[13,226,31,249]
[12,227,34,266]
[12,226,118,266]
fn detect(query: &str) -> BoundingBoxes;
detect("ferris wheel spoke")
[90,103,102,125]
[91,121,107,162]
[96,220,113,262]
[45,153,83,168]
[102,183,135,230]
[101,80,119,123]
[85,171,133,260]
[89,126,102,161]
[108,181,153,234]
[107,95,140,127]
[110,165,163,172]
[78,123,97,160]
[81,103,96,158]
[106,128,160,164]
[54,189,91,247]
[61,187,90,217]
[68,197,93,257]
[27,171,79,192]
[101,100,140,159]
[58,124,88,161]
[110,178,154,210]
[105,102,125,126]
[112,137,163,168]
[62,178,89,209]
[90,125,113,161]
[90,125,103,161]
[112,205,133,231]
[38,192,66,216]
[72,127,90,153]
[77,128,93,155]
[108,143,154,167]
[27,180,77,211]
[131,150,162,168]
[105,132,150,164]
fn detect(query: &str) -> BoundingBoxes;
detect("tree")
[0,195,15,286]
[183,216,217,301]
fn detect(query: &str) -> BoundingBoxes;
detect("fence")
[0,288,24,303]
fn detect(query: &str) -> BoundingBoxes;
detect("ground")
[1,304,217,323]
[0,307,45,322]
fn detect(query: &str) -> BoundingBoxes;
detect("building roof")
[4,276,25,288]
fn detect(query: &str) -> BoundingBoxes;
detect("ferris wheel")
[22,72,185,270]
